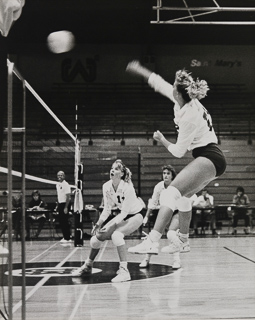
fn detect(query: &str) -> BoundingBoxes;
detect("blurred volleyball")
[214,183,219,187]
[47,30,75,54]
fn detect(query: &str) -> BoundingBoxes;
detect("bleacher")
[1,138,254,207]
[11,81,254,141]
[0,81,254,234]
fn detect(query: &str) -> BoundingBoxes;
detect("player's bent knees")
[135,213,143,226]
[90,235,102,249]
[159,186,182,211]
[95,222,117,241]
[167,229,177,240]
[176,196,192,212]
[111,230,125,247]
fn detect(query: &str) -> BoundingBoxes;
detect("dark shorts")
[192,143,227,177]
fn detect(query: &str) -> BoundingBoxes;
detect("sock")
[172,252,180,261]
[86,258,94,266]
[179,232,189,243]
[149,230,162,242]
[120,261,128,270]
[145,253,151,261]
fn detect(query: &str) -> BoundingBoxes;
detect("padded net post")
[74,139,84,246]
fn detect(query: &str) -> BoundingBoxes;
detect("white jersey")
[148,73,218,158]
[100,179,144,223]
[56,180,71,204]
[193,194,214,207]
[148,181,166,210]
[193,194,214,214]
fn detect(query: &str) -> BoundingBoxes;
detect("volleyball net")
[0,60,83,211]
[0,59,86,320]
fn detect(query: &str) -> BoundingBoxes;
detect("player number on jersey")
[203,107,213,131]
[117,195,125,203]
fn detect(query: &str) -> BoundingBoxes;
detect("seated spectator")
[26,190,47,240]
[192,189,217,235]
[231,186,251,235]
[12,191,23,241]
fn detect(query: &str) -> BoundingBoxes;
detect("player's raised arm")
[126,60,153,81]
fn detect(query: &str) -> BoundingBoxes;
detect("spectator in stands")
[71,159,145,283]
[192,189,217,235]
[56,171,72,243]
[26,190,46,240]
[12,191,22,241]
[126,60,226,256]
[139,164,186,269]
[231,186,251,235]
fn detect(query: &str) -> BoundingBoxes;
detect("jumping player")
[126,60,227,255]
[71,159,145,283]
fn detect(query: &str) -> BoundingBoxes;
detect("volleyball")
[47,30,75,54]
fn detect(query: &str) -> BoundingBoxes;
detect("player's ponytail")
[175,69,209,101]
[186,79,209,100]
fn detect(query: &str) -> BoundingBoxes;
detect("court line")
[28,242,59,262]
[224,247,255,263]
[67,240,108,320]
[55,247,79,268]
[68,285,88,320]
[13,246,79,313]
[97,240,108,261]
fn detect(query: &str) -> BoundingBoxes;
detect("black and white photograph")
[0,1,255,320]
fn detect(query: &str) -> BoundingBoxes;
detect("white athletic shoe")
[161,231,189,254]
[161,241,190,253]
[71,263,92,277]
[111,267,131,283]
[139,258,150,268]
[128,237,159,255]
[60,238,72,243]
[172,259,181,269]
[180,241,190,253]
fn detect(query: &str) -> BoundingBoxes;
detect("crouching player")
[137,165,191,270]
[71,159,145,283]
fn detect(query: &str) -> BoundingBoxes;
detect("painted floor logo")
[9,267,102,277]
[0,261,175,286]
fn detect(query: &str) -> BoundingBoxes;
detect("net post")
[74,138,84,247]
[7,60,14,320]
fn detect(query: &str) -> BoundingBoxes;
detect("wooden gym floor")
[0,233,255,320]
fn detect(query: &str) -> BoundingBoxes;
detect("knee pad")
[111,230,125,247]
[176,196,192,212]
[159,186,181,211]
[90,235,102,249]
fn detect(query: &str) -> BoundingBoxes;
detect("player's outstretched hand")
[91,222,100,236]
[153,130,164,142]
[126,60,141,74]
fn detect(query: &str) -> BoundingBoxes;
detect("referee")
[56,171,72,243]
